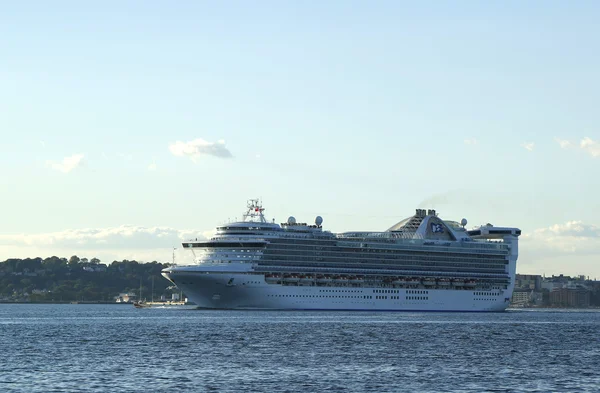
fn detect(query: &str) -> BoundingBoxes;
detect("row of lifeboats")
[264,274,477,288]
[265,274,365,285]
[417,278,476,287]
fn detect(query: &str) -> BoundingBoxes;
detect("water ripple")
[0,305,599,392]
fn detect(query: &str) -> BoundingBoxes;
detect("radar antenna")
[243,199,267,223]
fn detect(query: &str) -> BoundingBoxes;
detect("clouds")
[169,138,232,161]
[46,154,85,173]
[518,220,600,276]
[580,137,600,157]
[0,225,205,250]
[42,136,231,173]
[461,136,600,156]
[0,225,202,248]
[554,138,572,149]
[530,221,600,238]
[522,221,600,255]
[520,142,535,152]
[554,136,600,158]
[0,225,209,264]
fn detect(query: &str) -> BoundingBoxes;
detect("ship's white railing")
[338,231,424,240]
[336,238,509,252]
[252,265,510,280]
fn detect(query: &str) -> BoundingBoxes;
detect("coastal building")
[114,292,137,303]
[549,288,590,308]
[515,274,542,291]
[511,290,532,306]
[83,264,108,273]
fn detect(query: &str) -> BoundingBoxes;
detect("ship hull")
[163,271,511,312]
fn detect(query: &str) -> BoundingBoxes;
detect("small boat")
[451,279,465,287]
[423,278,436,286]
[133,278,152,308]
[283,275,300,283]
[437,278,451,286]
[392,277,408,286]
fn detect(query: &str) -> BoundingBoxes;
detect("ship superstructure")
[162,199,521,311]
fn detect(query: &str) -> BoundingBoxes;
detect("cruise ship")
[162,200,521,311]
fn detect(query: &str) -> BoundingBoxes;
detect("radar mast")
[243,199,267,223]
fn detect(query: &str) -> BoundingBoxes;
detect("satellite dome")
[287,216,296,225]
[460,218,467,227]
[315,216,323,226]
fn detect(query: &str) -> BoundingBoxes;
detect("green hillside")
[0,256,177,303]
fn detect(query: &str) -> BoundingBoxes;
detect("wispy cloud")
[580,137,600,158]
[46,154,84,173]
[522,221,600,255]
[0,225,206,250]
[0,226,211,264]
[169,138,232,161]
[554,136,600,158]
[554,137,572,149]
[520,142,535,152]
[530,221,600,238]
[118,153,133,161]
[463,138,478,146]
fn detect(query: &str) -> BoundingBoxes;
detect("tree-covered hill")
[0,256,178,303]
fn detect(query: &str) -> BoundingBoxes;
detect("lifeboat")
[408,278,421,286]
[464,280,477,288]
[392,277,408,286]
[437,278,451,287]
[349,276,364,284]
[333,276,347,284]
[451,279,464,287]
[317,275,332,284]
[283,275,300,283]
[300,275,314,284]
[423,278,436,286]
[265,274,280,284]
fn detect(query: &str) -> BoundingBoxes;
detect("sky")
[1,1,599,277]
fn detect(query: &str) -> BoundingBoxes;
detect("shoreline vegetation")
[0,256,180,303]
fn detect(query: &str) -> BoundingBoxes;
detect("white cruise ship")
[162,200,521,312]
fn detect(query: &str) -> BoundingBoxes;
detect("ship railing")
[335,235,509,250]
[335,242,509,255]
[252,265,510,280]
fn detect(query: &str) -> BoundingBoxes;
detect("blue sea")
[0,305,599,392]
